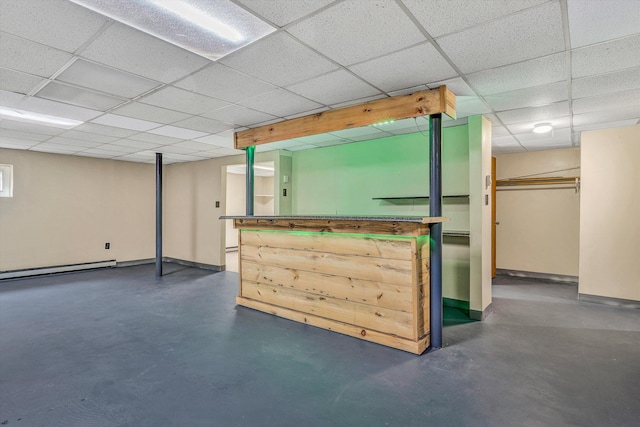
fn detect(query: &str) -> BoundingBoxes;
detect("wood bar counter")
[221,216,447,354]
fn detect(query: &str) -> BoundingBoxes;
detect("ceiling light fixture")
[254,165,275,171]
[533,123,553,134]
[0,107,83,129]
[71,0,275,61]
[151,1,243,42]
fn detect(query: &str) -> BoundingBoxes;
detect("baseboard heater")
[0,260,116,280]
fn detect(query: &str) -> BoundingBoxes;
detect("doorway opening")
[224,161,275,272]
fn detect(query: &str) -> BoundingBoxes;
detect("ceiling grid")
[0,0,638,162]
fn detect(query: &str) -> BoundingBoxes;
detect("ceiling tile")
[36,82,125,111]
[127,132,183,145]
[437,2,564,73]
[0,119,66,136]
[0,138,37,150]
[0,69,44,95]
[572,88,640,115]
[88,144,141,154]
[236,0,335,27]
[91,114,162,131]
[140,86,229,115]
[194,148,240,158]
[74,150,118,159]
[112,102,191,124]
[201,105,277,127]
[147,125,207,140]
[46,136,102,148]
[497,101,570,125]
[492,126,510,138]
[574,119,638,133]
[516,127,571,144]
[387,85,429,97]
[403,0,547,38]
[238,89,322,117]
[456,97,492,118]
[572,67,640,99]
[193,134,235,149]
[170,116,234,134]
[0,128,50,142]
[160,153,206,163]
[73,122,138,138]
[76,147,122,156]
[505,116,571,135]
[284,107,329,120]
[110,139,162,150]
[56,59,161,98]
[287,0,426,66]
[0,32,73,78]
[0,89,26,107]
[153,145,199,155]
[568,0,640,48]
[484,81,569,112]
[221,32,338,86]
[466,52,567,96]
[572,105,640,128]
[492,135,521,147]
[80,23,210,84]
[170,140,218,151]
[429,77,476,97]
[58,130,118,144]
[199,147,242,156]
[0,0,108,53]
[30,142,80,153]
[283,144,315,151]
[287,70,381,105]
[349,43,456,92]
[175,63,275,103]
[572,34,640,78]
[329,94,387,109]
[20,97,102,121]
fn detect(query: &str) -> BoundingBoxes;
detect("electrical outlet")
[105,243,110,249]
[215,201,220,208]
[283,189,287,197]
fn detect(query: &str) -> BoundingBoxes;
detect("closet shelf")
[372,195,469,200]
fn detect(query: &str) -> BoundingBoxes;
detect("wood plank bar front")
[226,216,447,354]
[234,86,456,149]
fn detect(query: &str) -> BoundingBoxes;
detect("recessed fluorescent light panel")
[533,123,553,134]
[71,0,276,60]
[0,107,83,129]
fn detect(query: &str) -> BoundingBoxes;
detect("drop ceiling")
[0,0,638,163]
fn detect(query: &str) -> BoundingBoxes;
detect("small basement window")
[0,164,14,197]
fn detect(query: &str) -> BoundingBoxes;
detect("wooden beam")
[234,85,456,149]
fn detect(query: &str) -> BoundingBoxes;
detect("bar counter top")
[220,215,448,224]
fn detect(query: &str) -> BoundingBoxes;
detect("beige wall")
[579,125,640,301]
[164,150,285,268]
[495,147,580,276]
[0,148,155,271]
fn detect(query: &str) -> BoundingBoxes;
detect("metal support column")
[155,152,162,277]
[429,114,443,349]
[245,146,255,215]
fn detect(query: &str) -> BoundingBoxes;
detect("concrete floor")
[1,265,639,427]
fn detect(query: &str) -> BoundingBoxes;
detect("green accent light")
[240,229,420,240]
[375,119,396,126]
